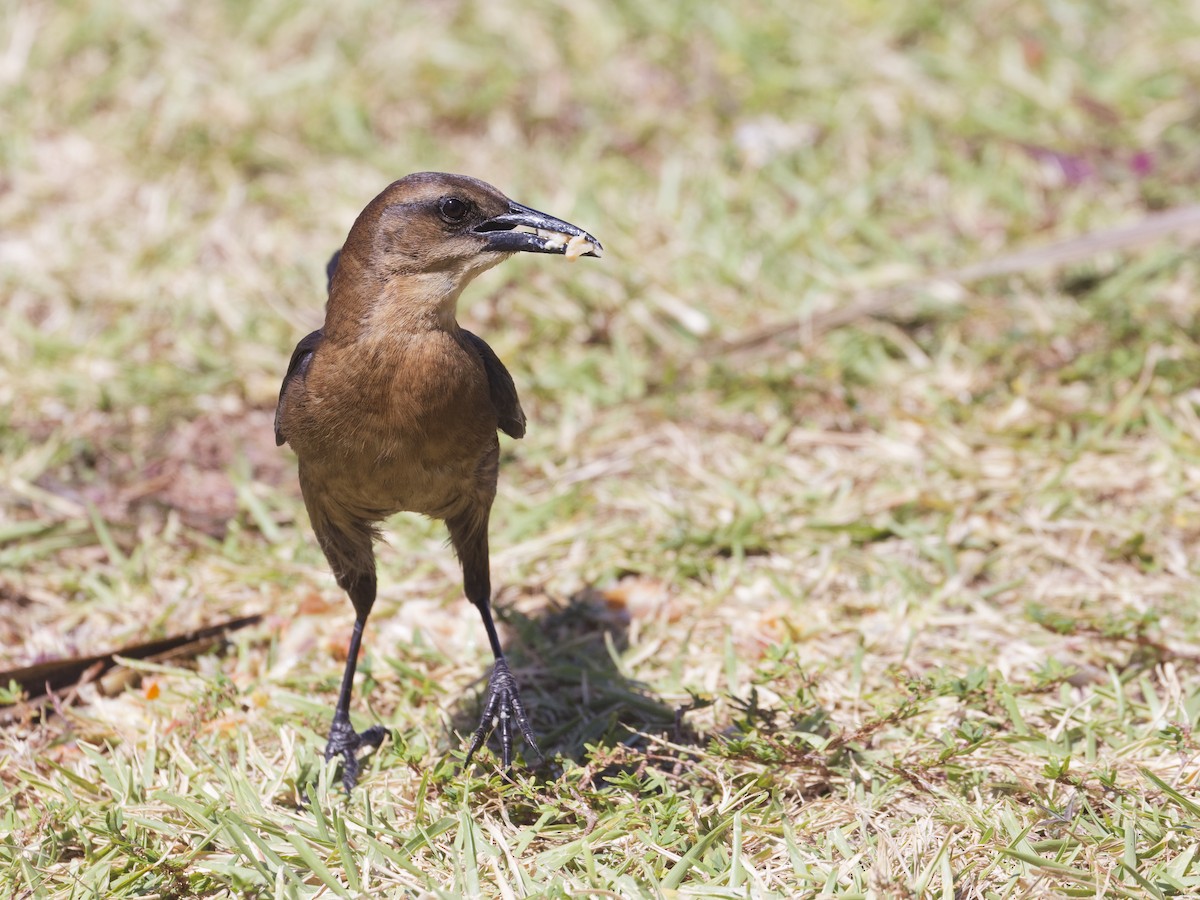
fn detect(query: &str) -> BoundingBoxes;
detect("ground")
[2,0,1200,897]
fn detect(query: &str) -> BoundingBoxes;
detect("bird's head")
[345,170,597,278]
[330,173,601,333]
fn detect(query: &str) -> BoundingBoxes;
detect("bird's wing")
[325,250,341,293]
[274,328,324,446]
[460,330,527,439]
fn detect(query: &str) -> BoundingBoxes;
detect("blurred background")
[3,0,1200,893]
[4,0,1195,617]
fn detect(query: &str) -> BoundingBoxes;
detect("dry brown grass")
[3,0,1200,896]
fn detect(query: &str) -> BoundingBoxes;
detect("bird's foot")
[465,658,542,769]
[324,718,387,792]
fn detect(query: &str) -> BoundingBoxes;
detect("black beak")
[474,201,603,258]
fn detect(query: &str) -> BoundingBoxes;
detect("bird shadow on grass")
[445,585,700,782]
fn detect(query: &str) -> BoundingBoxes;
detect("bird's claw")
[324,719,387,792]
[465,658,541,769]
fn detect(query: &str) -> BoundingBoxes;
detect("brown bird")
[275,172,602,790]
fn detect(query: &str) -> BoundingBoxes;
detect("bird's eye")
[438,197,469,223]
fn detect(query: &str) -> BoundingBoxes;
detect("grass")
[3,0,1200,896]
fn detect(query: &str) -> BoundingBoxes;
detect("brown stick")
[0,613,262,702]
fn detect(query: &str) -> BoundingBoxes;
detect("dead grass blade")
[719,204,1200,356]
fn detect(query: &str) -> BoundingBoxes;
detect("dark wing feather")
[325,250,341,292]
[461,330,526,439]
[274,328,324,446]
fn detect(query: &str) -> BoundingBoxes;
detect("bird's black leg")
[449,511,541,769]
[464,602,541,768]
[324,569,386,792]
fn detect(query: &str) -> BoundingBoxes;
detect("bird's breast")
[290,331,499,521]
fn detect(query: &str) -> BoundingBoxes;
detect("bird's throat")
[356,271,470,337]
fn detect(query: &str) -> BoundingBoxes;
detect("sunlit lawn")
[3,1,1200,896]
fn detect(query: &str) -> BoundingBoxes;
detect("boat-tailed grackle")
[275,172,601,790]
